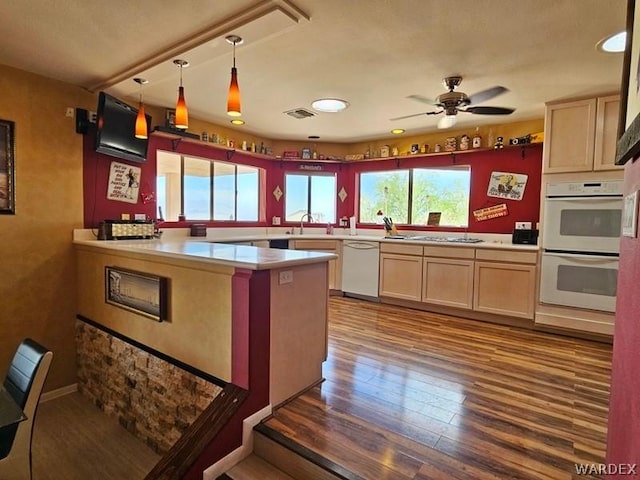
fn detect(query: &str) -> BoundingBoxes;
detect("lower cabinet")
[422,257,474,309]
[291,240,342,290]
[379,253,423,301]
[473,249,537,319]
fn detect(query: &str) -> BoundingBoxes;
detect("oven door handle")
[543,252,618,263]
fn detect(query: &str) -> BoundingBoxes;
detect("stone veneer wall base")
[76,319,223,454]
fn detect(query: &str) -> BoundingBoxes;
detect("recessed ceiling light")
[311,98,350,112]
[391,128,405,135]
[597,31,626,53]
[230,119,245,125]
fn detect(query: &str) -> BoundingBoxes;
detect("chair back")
[0,338,53,466]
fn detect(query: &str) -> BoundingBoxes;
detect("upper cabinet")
[543,94,622,173]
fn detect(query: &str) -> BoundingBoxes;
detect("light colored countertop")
[73,228,539,269]
[190,233,540,251]
[73,238,337,270]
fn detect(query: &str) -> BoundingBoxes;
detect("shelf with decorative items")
[346,140,543,163]
[152,128,275,161]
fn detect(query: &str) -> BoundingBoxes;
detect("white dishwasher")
[341,240,380,299]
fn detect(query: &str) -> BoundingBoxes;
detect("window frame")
[156,150,263,223]
[284,171,337,224]
[357,165,471,227]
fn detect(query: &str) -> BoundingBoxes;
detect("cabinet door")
[473,262,536,319]
[291,240,341,290]
[594,95,623,171]
[543,98,597,173]
[379,253,423,301]
[422,257,474,309]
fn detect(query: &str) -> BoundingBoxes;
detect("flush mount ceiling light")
[133,77,148,139]
[173,59,189,129]
[311,98,350,112]
[597,31,626,53]
[226,35,243,117]
[230,119,245,125]
[391,128,405,135]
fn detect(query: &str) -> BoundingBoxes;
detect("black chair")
[0,338,53,480]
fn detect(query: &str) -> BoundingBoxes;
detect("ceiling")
[0,0,628,142]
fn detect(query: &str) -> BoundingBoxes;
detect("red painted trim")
[231,269,252,389]
[184,269,271,479]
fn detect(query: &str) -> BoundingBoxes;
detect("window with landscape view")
[285,172,337,223]
[359,166,470,227]
[156,151,262,222]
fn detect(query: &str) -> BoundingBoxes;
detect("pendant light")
[173,59,189,129]
[133,78,148,139]
[226,35,243,117]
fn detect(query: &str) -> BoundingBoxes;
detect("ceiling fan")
[391,76,515,129]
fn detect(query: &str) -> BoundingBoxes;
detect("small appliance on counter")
[98,220,155,240]
[512,229,539,245]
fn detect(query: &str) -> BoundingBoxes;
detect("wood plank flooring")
[29,391,160,480]
[264,297,612,480]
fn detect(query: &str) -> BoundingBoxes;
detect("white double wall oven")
[540,181,623,313]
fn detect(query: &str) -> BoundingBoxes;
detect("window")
[285,173,336,223]
[156,151,262,222]
[359,166,470,227]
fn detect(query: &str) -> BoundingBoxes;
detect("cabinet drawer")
[292,240,339,251]
[380,243,422,256]
[475,249,537,264]
[423,246,475,259]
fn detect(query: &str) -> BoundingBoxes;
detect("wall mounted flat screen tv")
[95,92,151,163]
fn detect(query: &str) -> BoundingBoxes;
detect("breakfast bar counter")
[74,237,334,407]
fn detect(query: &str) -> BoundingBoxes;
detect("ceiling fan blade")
[467,86,508,105]
[389,110,441,121]
[407,94,438,105]
[390,112,429,121]
[464,106,515,115]
[438,115,457,129]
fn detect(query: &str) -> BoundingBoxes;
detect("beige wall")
[76,246,234,381]
[0,64,95,390]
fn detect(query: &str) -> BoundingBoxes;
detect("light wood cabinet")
[473,249,537,319]
[543,94,622,173]
[291,240,342,290]
[422,257,474,309]
[593,95,621,171]
[379,253,423,301]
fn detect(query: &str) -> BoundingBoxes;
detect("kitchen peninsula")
[74,235,335,407]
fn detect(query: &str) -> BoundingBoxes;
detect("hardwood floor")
[264,297,612,480]
[29,391,160,479]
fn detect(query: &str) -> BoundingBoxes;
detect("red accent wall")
[347,144,543,233]
[83,133,541,234]
[82,132,157,228]
[606,160,640,477]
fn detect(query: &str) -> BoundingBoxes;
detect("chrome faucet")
[300,213,314,234]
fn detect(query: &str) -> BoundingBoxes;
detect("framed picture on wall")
[105,266,168,322]
[0,119,15,214]
[617,0,640,165]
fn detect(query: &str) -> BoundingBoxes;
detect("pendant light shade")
[133,78,148,139]
[173,59,189,129]
[226,35,243,117]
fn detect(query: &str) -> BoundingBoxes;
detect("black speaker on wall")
[75,108,89,134]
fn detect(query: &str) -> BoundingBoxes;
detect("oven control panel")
[546,180,623,197]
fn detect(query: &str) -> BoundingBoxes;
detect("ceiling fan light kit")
[391,76,515,129]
